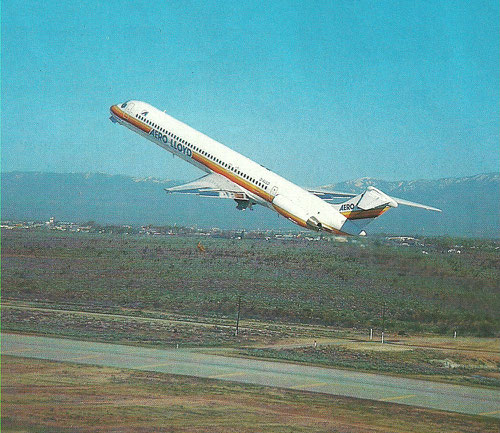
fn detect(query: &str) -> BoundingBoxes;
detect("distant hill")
[323,173,499,238]
[2,171,498,237]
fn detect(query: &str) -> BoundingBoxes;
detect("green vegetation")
[2,229,499,335]
[4,302,498,389]
[2,229,499,336]
[2,356,498,433]
[239,344,500,388]
[1,303,308,347]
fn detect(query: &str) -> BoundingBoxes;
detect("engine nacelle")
[272,194,312,228]
[305,216,323,231]
[272,193,364,235]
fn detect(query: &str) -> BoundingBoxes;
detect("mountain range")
[2,171,498,237]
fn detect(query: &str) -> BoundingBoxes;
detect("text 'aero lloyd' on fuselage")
[110,100,441,236]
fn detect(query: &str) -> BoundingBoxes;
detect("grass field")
[2,229,499,431]
[2,229,499,388]
[3,301,499,388]
[238,339,500,388]
[2,229,499,336]
[2,356,498,433]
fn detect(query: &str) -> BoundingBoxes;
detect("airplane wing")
[165,172,250,200]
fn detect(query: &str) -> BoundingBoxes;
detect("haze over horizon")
[2,171,498,237]
[1,169,498,185]
[2,1,499,186]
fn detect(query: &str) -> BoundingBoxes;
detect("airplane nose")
[109,105,121,123]
[110,105,120,116]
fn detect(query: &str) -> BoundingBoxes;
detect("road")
[2,333,499,418]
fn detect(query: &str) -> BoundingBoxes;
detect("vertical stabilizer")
[331,187,397,228]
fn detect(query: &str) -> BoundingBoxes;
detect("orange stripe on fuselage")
[271,205,348,235]
[113,105,352,234]
[192,152,274,203]
[341,206,390,220]
[112,105,273,204]
[272,204,309,228]
[111,105,152,134]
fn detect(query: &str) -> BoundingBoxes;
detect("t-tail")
[330,186,441,230]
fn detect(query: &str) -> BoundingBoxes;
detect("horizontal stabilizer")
[392,197,442,212]
[306,188,357,201]
[310,185,441,212]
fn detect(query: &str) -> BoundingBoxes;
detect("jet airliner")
[110,100,440,236]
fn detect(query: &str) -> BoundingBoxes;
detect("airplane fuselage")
[110,100,365,235]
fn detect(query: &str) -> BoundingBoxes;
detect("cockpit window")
[121,101,130,109]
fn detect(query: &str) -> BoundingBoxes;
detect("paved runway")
[2,333,499,418]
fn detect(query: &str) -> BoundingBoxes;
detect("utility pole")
[381,302,386,344]
[235,295,241,336]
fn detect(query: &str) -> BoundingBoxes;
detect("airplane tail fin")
[331,186,396,228]
[331,186,441,229]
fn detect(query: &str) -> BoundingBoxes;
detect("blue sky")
[2,0,498,185]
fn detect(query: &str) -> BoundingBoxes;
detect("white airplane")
[110,100,441,236]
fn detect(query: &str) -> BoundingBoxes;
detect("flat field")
[2,229,499,430]
[2,229,499,385]
[2,356,498,433]
[2,229,499,335]
[238,337,500,388]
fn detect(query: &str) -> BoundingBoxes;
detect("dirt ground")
[2,356,498,433]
